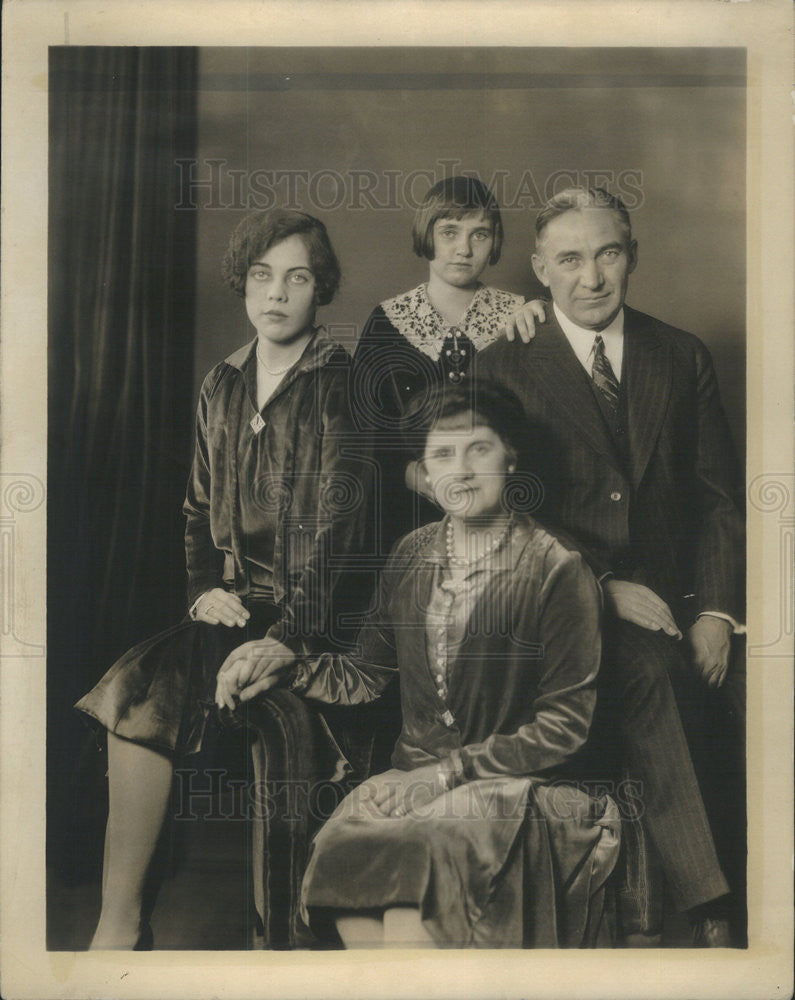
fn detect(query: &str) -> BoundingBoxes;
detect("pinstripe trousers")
[596,620,730,913]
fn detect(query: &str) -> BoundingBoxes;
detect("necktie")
[591,334,619,412]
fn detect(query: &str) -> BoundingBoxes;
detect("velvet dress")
[295,515,621,947]
[76,329,374,757]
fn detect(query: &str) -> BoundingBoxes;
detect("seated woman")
[76,209,373,949]
[351,175,545,550]
[217,382,621,948]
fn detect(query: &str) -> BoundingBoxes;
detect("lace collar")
[380,284,525,361]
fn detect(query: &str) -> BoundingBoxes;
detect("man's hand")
[500,299,548,343]
[688,615,732,688]
[602,580,682,638]
[214,637,296,710]
[192,588,250,628]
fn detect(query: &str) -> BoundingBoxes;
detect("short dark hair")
[412,176,503,265]
[535,187,632,247]
[402,380,527,464]
[222,209,341,305]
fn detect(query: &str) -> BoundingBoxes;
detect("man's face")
[531,207,637,330]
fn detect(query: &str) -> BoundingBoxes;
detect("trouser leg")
[601,621,729,913]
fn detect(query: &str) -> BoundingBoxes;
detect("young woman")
[76,210,373,949]
[351,176,545,551]
[217,383,620,948]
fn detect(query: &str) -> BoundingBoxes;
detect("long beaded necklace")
[445,516,512,568]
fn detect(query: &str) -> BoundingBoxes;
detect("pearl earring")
[508,464,515,473]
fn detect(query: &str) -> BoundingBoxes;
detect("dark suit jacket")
[476,306,745,625]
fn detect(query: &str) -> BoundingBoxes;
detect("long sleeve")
[183,368,225,607]
[456,551,601,782]
[289,563,399,703]
[691,341,745,622]
[266,368,375,652]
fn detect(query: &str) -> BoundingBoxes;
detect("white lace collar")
[380,283,525,360]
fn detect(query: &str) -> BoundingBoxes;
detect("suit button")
[610,491,622,502]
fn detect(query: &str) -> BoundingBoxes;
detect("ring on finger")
[393,805,406,817]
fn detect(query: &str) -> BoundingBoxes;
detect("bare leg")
[335,910,384,949]
[90,733,173,949]
[382,907,436,948]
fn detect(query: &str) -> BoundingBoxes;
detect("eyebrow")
[249,262,314,273]
[554,242,625,260]
[436,220,492,231]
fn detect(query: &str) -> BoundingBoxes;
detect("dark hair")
[402,381,527,464]
[222,209,341,305]
[412,176,503,265]
[535,187,632,247]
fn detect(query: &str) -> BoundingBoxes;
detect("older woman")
[217,382,620,948]
[76,209,372,949]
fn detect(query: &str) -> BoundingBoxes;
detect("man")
[477,187,745,947]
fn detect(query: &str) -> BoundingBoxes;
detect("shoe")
[623,931,662,948]
[692,916,731,947]
[133,924,154,951]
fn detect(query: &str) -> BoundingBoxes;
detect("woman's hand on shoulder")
[500,299,548,343]
[191,589,250,628]
[214,637,297,711]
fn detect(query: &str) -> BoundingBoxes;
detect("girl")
[351,176,544,550]
[76,210,372,949]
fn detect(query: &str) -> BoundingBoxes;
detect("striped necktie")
[591,334,619,412]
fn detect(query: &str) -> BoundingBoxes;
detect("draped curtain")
[47,47,198,877]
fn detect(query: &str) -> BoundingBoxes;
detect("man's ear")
[627,239,638,275]
[531,251,550,289]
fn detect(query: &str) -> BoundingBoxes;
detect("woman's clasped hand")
[214,637,297,710]
[362,764,451,818]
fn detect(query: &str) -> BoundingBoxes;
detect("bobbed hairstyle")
[402,380,528,466]
[412,176,503,265]
[535,187,632,247]
[222,209,341,306]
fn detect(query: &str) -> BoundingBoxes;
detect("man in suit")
[477,187,745,946]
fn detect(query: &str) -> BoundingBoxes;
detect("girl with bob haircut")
[217,381,620,949]
[352,176,544,550]
[77,209,373,950]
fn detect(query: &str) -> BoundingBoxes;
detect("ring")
[204,604,215,615]
[393,805,406,817]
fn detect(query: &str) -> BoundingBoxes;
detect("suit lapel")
[526,318,624,474]
[623,307,672,490]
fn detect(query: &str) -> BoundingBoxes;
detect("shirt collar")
[553,303,624,375]
[223,325,339,373]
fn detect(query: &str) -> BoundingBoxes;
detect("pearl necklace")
[256,342,300,376]
[445,517,512,568]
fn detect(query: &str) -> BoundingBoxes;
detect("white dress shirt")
[553,303,624,381]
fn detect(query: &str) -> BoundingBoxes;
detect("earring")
[507,464,515,473]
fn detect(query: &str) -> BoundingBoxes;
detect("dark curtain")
[47,48,198,879]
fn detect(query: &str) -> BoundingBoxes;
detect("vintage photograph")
[47,43,747,952]
[1,2,792,998]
